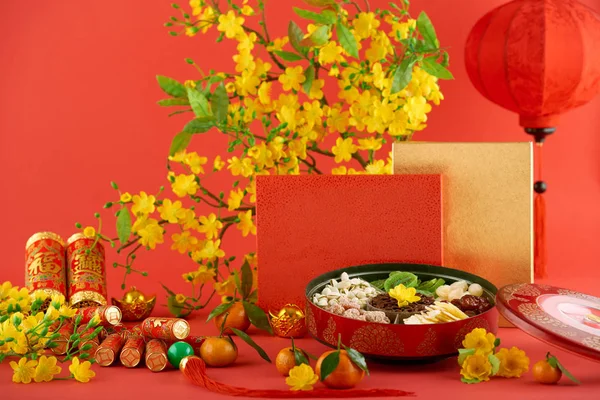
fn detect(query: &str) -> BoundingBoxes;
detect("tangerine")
[215,302,251,335]
[315,350,365,389]
[199,337,238,367]
[533,359,562,384]
[275,347,309,376]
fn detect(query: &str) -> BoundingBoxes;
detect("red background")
[1,0,600,310]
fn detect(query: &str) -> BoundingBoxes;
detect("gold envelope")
[393,142,533,327]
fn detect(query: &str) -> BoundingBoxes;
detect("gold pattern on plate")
[582,336,600,351]
[517,303,569,329]
[416,328,439,356]
[322,318,337,346]
[502,283,542,303]
[349,325,404,356]
[557,289,599,302]
[306,307,317,337]
[69,291,107,307]
[26,232,65,249]
[173,320,191,339]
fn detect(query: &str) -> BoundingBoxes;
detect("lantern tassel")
[534,192,546,278]
[180,356,415,398]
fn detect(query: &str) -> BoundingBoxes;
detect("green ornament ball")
[167,341,195,368]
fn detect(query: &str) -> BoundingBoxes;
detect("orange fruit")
[215,302,251,335]
[533,359,562,384]
[199,337,238,367]
[315,350,365,389]
[275,347,309,376]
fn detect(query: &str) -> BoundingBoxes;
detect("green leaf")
[273,50,303,62]
[116,206,131,244]
[208,75,225,83]
[441,51,450,67]
[288,21,308,56]
[293,7,337,25]
[302,64,315,95]
[156,75,186,97]
[461,377,482,384]
[391,56,416,94]
[416,11,439,50]
[233,270,242,294]
[343,346,369,375]
[183,116,215,134]
[549,354,581,385]
[211,83,229,124]
[169,132,192,156]
[294,348,309,366]
[160,283,177,297]
[206,302,234,322]
[421,57,454,80]
[187,87,212,118]
[336,21,358,58]
[247,289,258,303]
[240,261,253,299]
[488,354,500,375]
[320,350,340,381]
[242,301,273,334]
[457,348,476,366]
[306,25,330,46]
[167,295,192,318]
[230,328,272,363]
[302,0,336,6]
[157,98,190,106]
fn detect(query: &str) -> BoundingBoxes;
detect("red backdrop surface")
[1,0,600,315]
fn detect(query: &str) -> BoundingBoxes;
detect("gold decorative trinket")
[268,304,307,338]
[111,286,156,322]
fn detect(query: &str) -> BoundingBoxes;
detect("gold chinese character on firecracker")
[28,252,62,275]
[72,252,103,276]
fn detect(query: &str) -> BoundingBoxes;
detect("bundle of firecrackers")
[458,328,580,385]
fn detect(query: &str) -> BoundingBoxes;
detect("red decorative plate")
[497,284,600,362]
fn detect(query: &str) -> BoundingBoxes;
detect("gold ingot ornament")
[111,286,156,322]
[268,304,307,338]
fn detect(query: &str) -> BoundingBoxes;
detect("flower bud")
[104,202,113,208]
[110,181,119,190]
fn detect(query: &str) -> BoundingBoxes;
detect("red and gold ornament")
[120,336,146,368]
[145,339,169,372]
[95,333,125,367]
[268,304,307,338]
[111,286,156,321]
[140,317,190,341]
[75,305,122,327]
[66,233,107,307]
[25,232,67,298]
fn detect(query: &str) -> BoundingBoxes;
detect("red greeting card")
[256,175,443,312]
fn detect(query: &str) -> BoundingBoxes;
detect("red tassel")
[180,356,415,398]
[534,193,546,279]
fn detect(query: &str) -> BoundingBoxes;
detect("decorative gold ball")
[268,304,307,338]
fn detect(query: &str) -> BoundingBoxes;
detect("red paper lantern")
[464,0,600,278]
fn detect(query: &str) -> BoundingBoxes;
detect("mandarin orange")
[315,350,365,389]
[199,336,238,367]
[214,302,251,335]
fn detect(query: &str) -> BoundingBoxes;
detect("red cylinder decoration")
[465,0,600,278]
[66,233,108,307]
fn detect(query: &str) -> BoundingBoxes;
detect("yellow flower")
[460,354,493,382]
[403,95,432,124]
[171,231,199,254]
[267,36,289,52]
[390,19,416,41]
[331,137,357,163]
[285,363,319,391]
[217,10,244,39]
[58,304,77,318]
[169,150,187,162]
[0,281,12,299]
[138,221,165,250]
[357,137,383,151]
[172,174,199,198]
[308,79,325,100]
[388,284,421,308]
[495,347,530,378]
[279,66,306,92]
[365,160,387,175]
[326,107,350,133]
[213,155,225,171]
[234,71,260,96]
[44,305,60,321]
[318,41,344,65]
[233,49,255,73]
[237,210,256,237]
[184,152,209,174]
[214,275,236,296]
[241,4,254,16]
[82,226,96,238]
[196,240,225,261]
[462,328,496,356]
[10,357,38,384]
[186,265,216,285]
[228,189,245,211]
[158,199,184,223]
[331,166,348,175]
[8,287,30,313]
[34,356,62,383]
[178,209,200,231]
[120,192,132,203]
[198,213,223,239]
[21,312,44,332]
[175,294,187,303]
[69,357,95,383]
[131,191,156,216]
[228,156,254,177]
[353,12,380,39]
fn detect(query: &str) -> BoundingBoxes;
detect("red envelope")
[256,175,443,312]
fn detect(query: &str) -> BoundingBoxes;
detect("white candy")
[436,285,451,299]
[322,288,332,296]
[341,272,350,281]
[468,283,483,297]
[450,281,469,292]
[337,281,351,290]
[317,298,328,306]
